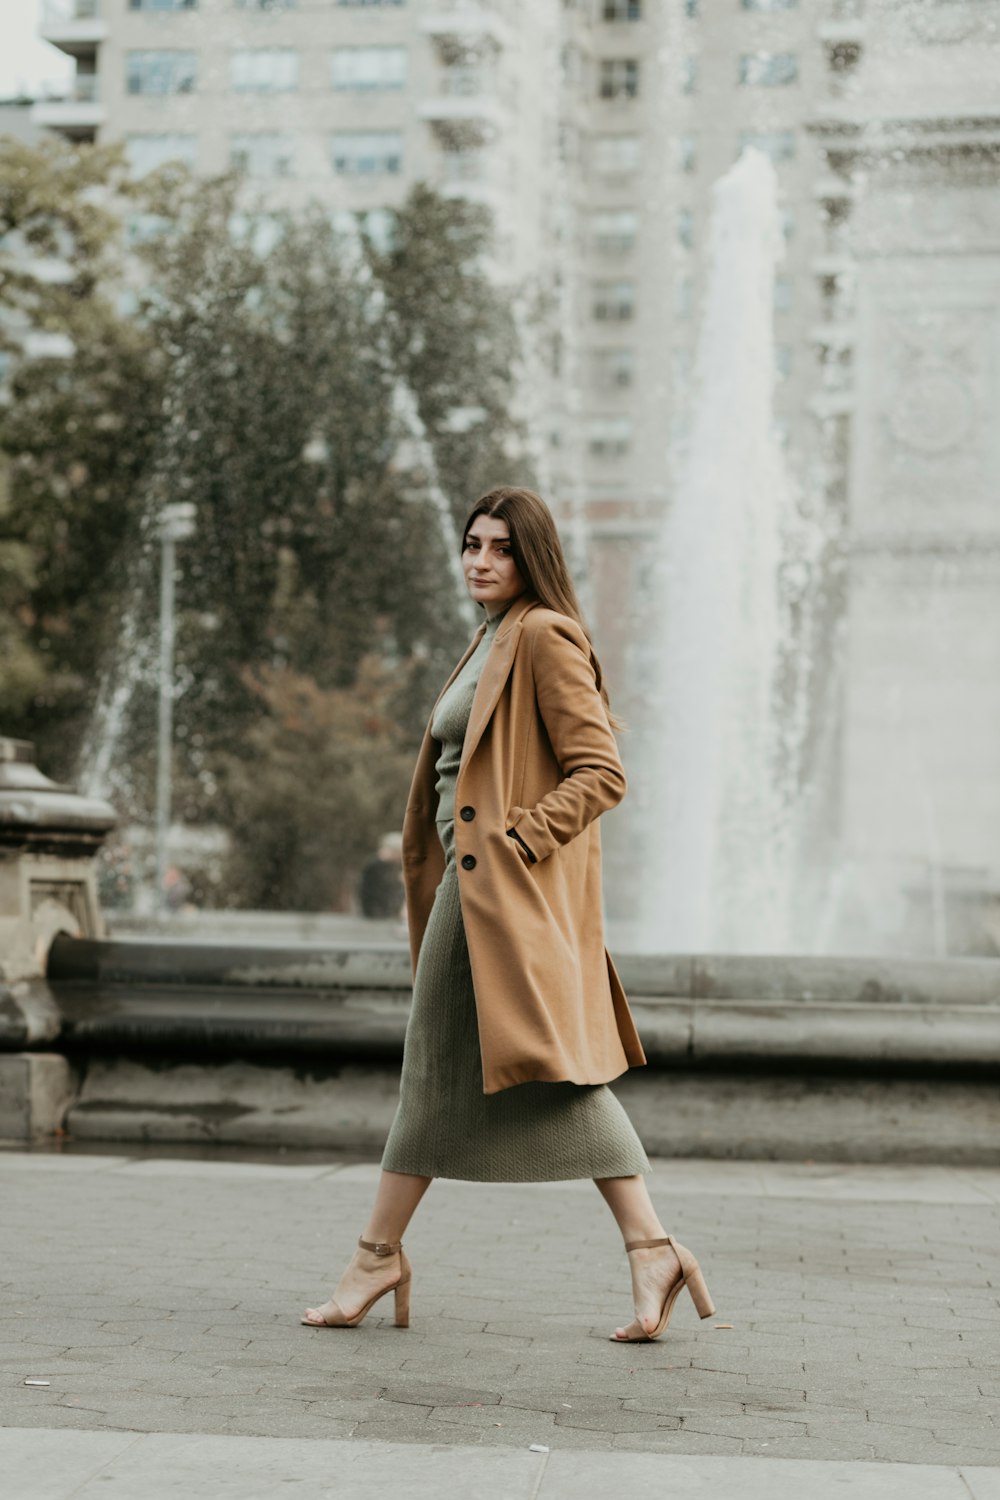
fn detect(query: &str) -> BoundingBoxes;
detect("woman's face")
[463,514,527,617]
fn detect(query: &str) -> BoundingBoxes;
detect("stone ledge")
[36,935,1000,1075]
[49,934,1000,1004]
[0,1051,78,1140]
[54,1054,1000,1165]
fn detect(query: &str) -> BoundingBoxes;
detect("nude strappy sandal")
[613,1234,715,1342]
[301,1237,412,1329]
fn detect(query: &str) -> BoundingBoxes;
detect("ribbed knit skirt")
[381,820,650,1183]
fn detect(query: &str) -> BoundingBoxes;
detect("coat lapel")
[460,595,537,774]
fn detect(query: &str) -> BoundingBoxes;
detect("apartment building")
[33,0,1000,951]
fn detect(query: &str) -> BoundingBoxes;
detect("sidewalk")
[2,1150,998,1496]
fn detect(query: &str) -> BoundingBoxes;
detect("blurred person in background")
[358,832,404,920]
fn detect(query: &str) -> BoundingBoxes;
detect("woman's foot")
[302,1242,404,1328]
[611,1240,683,1342]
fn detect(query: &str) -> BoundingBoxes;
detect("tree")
[126,176,470,844]
[365,184,527,522]
[0,136,160,767]
[0,146,527,908]
[219,655,416,911]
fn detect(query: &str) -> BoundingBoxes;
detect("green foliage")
[0,136,161,760]
[0,136,130,337]
[219,656,416,911]
[365,184,525,519]
[0,139,528,908]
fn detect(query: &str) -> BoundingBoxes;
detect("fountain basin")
[30,933,1000,1074]
[2,934,997,1159]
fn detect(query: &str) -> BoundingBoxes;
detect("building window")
[331,130,403,176]
[126,51,196,95]
[230,133,294,177]
[677,208,693,250]
[125,133,197,175]
[336,0,404,6]
[592,133,640,174]
[599,59,639,99]
[331,207,398,254]
[739,53,799,87]
[741,0,797,9]
[775,345,793,381]
[126,212,173,245]
[359,207,397,254]
[685,0,698,14]
[591,348,635,389]
[592,281,635,321]
[231,49,300,92]
[602,0,641,18]
[230,214,284,255]
[441,145,490,183]
[237,1,298,9]
[682,56,697,93]
[740,129,796,161]
[774,276,792,313]
[677,135,696,173]
[587,416,632,457]
[128,0,197,11]
[332,47,407,90]
[592,210,639,253]
[675,276,693,319]
[441,60,496,97]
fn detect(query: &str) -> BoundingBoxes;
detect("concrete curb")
[2,1428,999,1500]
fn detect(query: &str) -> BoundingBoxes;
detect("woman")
[302,487,714,1342]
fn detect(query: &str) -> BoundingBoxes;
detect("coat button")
[459,806,475,822]
[461,854,477,871]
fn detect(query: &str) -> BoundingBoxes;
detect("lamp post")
[154,501,196,916]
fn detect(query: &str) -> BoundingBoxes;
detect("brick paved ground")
[1,1152,998,1468]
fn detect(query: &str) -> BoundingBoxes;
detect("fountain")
[638,149,814,954]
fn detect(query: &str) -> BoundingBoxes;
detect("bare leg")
[595,1175,682,1341]
[363,1168,432,1244]
[303,1170,431,1325]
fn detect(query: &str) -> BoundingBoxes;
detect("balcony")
[812,174,857,203]
[32,75,105,139]
[419,76,505,147]
[40,0,107,58]
[437,144,505,205]
[809,322,856,351]
[818,18,867,46]
[809,389,854,419]
[421,5,510,64]
[811,253,855,278]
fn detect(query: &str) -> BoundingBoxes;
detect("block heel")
[614,1234,716,1342]
[302,1238,412,1330]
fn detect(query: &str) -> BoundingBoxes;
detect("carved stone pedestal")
[0,737,115,1138]
[0,737,116,984]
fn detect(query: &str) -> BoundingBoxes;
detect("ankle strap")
[358,1236,402,1257]
[625,1236,672,1252]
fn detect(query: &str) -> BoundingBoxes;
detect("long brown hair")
[463,486,623,729]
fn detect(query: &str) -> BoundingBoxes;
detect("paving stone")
[555,1408,681,1433]
[609,1428,745,1455]
[1,1152,999,1465]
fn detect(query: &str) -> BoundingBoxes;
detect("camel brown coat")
[401,594,646,1095]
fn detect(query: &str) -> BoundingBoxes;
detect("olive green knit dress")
[381,608,649,1184]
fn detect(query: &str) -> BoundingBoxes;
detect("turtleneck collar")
[483,602,513,634]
